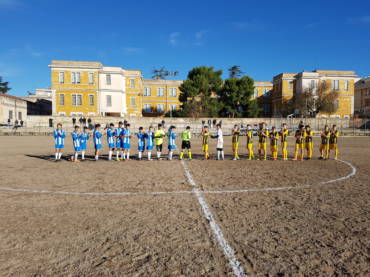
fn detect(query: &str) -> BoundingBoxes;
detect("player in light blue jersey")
[136,127,146,160]
[145,126,154,160]
[114,121,124,161]
[80,126,89,160]
[71,125,81,162]
[122,123,132,160]
[93,124,103,161]
[167,126,177,160]
[53,123,66,161]
[107,123,115,161]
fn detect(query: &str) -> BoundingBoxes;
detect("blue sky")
[0,0,370,96]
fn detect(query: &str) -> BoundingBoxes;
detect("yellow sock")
[188,151,192,159]
[294,151,298,159]
[180,152,184,159]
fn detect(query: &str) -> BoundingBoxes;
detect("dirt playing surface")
[0,135,369,276]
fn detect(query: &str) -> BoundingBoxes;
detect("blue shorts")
[147,145,153,151]
[116,140,122,149]
[123,143,131,150]
[80,143,87,151]
[168,145,176,150]
[138,145,145,151]
[55,144,64,149]
[95,144,102,150]
[108,143,115,149]
[74,146,81,152]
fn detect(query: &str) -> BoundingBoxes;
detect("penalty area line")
[181,160,247,277]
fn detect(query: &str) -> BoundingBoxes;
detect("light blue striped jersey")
[107,128,114,145]
[114,128,122,142]
[54,129,66,146]
[145,131,154,147]
[79,132,89,144]
[137,132,145,148]
[72,131,81,148]
[122,129,131,144]
[168,130,176,147]
[93,129,102,145]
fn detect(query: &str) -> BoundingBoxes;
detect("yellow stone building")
[271,73,295,116]
[354,77,370,116]
[252,81,273,116]
[49,60,101,116]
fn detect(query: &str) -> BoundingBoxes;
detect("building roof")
[313,70,357,77]
[355,77,370,89]
[49,60,102,69]
[254,81,273,87]
[0,93,27,102]
[143,79,183,85]
[273,73,296,81]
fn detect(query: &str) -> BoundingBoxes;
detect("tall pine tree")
[0,76,11,94]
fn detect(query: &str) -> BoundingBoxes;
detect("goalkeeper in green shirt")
[180,126,192,160]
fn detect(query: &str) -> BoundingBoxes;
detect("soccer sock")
[157,152,161,159]
[221,151,224,160]
[127,152,130,160]
[180,151,184,159]
[121,151,124,159]
[217,150,220,160]
[55,153,58,159]
[116,152,119,159]
[300,151,304,160]
[95,155,98,160]
[264,152,267,160]
[138,151,142,159]
[108,150,113,160]
[82,151,85,160]
[188,151,192,159]
[148,152,151,160]
[295,151,298,159]
[169,151,173,160]
[58,153,62,159]
[74,152,78,161]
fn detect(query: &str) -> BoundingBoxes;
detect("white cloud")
[169,32,180,46]
[347,16,370,24]
[122,47,142,54]
[194,30,208,46]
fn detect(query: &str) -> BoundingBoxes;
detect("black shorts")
[217,148,223,151]
[181,141,191,149]
[156,144,163,152]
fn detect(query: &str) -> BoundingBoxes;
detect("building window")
[157,104,164,112]
[9,110,13,120]
[144,87,151,96]
[106,74,111,85]
[59,94,65,106]
[18,112,22,120]
[106,95,112,107]
[170,88,177,97]
[310,80,316,89]
[89,94,94,106]
[253,88,258,98]
[263,88,269,96]
[333,80,339,91]
[59,72,64,84]
[170,104,177,111]
[344,80,349,91]
[157,87,164,96]
[130,79,135,88]
[88,72,94,84]
[130,97,136,107]
[143,103,151,112]
[288,81,293,90]
[72,94,82,106]
[71,72,81,84]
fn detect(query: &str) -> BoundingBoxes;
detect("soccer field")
[0,136,369,276]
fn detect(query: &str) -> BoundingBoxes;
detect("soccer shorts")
[329,143,337,150]
[108,143,115,149]
[156,144,163,152]
[147,145,153,151]
[295,143,305,150]
[320,144,329,151]
[123,143,131,150]
[232,142,239,150]
[281,141,287,150]
[168,145,176,150]
[216,147,223,151]
[306,142,313,150]
[258,142,266,150]
[55,144,64,149]
[138,145,145,151]
[74,146,81,152]
[247,143,253,152]
[202,144,209,151]
[115,140,122,149]
[181,141,191,149]
[94,144,102,150]
[270,145,277,152]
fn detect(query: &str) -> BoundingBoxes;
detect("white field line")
[0,159,356,197]
[181,160,247,277]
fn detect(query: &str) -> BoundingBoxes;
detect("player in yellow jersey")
[269,126,279,160]
[319,125,331,160]
[305,125,313,160]
[293,125,306,161]
[232,125,240,160]
[329,125,339,160]
[245,124,254,160]
[279,123,289,160]
[201,126,210,160]
[180,126,192,160]
[154,123,166,160]
[257,122,269,160]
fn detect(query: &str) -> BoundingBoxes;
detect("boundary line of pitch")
[0,159,356,197]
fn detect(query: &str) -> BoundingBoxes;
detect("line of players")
[53,121,339,162]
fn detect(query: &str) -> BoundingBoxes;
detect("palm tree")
[228,65,243,78]
[0,76,11,94]
[151,67,179,79]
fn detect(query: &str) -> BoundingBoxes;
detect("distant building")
[0,94,28,125]
[23,88,52,115]
[252,81,273,117]
[355,77,370,117]
[271,73,296,117]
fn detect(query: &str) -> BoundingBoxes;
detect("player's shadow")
[25,154,106,162]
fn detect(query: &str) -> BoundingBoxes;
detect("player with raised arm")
[145,126,154,160]
[114,121,124,161]
[137,127,146,160]
[80,126,89,160]
[246,124,254,160]
[329,125,339,160]
[293,124,306,161]
[71,125,81,163]
[122,123,132,160]
[232,125,240,160]
[107,123,115,161]
[305,125,313,160]
[93,124,103,161]
[201,126,210,160]
[269,126,279,160]
[53,123,66,161]
[319,125,331,160]
[280,123,289,161]
[167,126,177,160]
[257,122,269,160]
